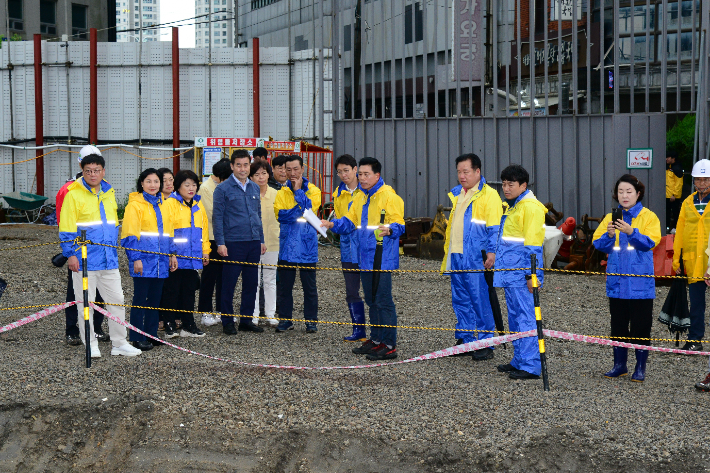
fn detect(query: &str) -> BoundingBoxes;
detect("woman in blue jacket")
[121,168,177,351]
[593,175,661,382]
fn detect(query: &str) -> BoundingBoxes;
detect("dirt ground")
[1,224,710,473]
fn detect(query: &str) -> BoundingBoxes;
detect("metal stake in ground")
[80,229,91,369]
[530,254,549,391]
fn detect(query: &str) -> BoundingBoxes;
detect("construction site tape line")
[0,301,75,334]
[72,240,700,279]
[543,330,710,356]
[89,303,534,370]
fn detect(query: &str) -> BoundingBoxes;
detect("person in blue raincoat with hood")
[494,165,546,380]
[441,154,503,361]
[273,154,322,333]
[593,174,661,383]
[321,157,406,361]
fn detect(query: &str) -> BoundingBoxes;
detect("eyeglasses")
[336,169,353,176]
[83,169,103,176]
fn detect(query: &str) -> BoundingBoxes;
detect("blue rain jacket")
[330,178,405,270]
[592,202,661,299]
[120,192,176,279]
[493,190,546,288]
[274,177,322,263]
[441,178,503,273]
[59,178,120,271]
[333,181,360,263]
[164,192,211,270]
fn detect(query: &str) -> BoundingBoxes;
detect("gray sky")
[159,0,196,48]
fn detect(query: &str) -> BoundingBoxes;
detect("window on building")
[143,6,152,11]
[222,39,227,43]
[40,1,57,35]
[404,2,423,44]
[600,0,700,66]
[8,0,23,31]
[72,4,88,39]
[215,31,220,36]
[343,24,351,52]
[251,0,280,10]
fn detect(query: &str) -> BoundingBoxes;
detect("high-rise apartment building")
[194,0,234,48]
[116,0,160,42]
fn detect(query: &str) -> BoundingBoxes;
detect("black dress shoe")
[223,324,238,335]
[238,322,264,333]
[149,337,164,346]
[94,328,111,343]
[451,338,470,357]
[66,333,82,346]
[508,369,540,380]
[497,363,515,372]
[471,347,494,361]
[132,340,154,351]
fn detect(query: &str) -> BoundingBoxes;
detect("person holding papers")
[273,155,322,333]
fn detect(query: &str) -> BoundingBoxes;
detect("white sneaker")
[111,343,142,357]
[252,317,260,325]
[89,344,101,358]
[201,313,220,326]
[267,318,278,327]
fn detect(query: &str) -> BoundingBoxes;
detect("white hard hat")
[78,145,102,163]
[692,159,710,178]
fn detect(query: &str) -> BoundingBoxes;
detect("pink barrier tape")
[0,301,76,334]
[89,303,534,369]
[543,330,710,356]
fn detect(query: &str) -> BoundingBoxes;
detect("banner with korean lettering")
[194,137,266,148]
[453,0,483,83]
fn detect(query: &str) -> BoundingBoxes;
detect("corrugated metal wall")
[0,41,332,204]
[333,114,667,223]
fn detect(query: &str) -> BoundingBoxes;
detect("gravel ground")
[1,224,710,472]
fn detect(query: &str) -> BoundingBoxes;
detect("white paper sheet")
[303,208,328,238]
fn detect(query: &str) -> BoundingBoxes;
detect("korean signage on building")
[550,0,584,21]
[453,0,483,83]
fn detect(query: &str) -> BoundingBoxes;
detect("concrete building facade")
[116,0,161,42]
[2,0,112,42]
[194,0,235,48]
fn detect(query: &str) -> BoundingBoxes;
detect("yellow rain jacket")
[666,165,683,199]
[493,190,546,287]
[334,182,361,263]
[59,178,119,271]
[673,192,710,282]
[331,178,405,270]
[441,178,503,273]
[120,192,175,278]
[163,193,211,270]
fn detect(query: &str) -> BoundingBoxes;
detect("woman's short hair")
[136,168,163,193]
[174,170,201,193]
[613,174,645,202]
[250,160,273,179]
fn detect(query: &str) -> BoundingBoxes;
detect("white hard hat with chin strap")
[692,159,710,194]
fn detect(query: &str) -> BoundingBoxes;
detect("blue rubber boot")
[631,349,648,382]
[343,301,367,342]
[603,347,628,378]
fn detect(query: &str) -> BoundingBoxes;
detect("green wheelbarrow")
[1,192,50,223]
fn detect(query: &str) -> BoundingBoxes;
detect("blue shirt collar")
[285,177,310,192]
[168,191,201,206]
[336,180,358,196]
[80,177,111,195]
[360,178,384,198]
[506,189,530,209]
[618,201,643,218]
[143,191,162,206]
[450,177,486,197]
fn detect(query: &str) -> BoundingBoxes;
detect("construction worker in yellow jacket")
[666,149,683,232]
[441,154,502,361]
[494,165,546,381]
[673,159,710,351]
[332,154,366,342]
